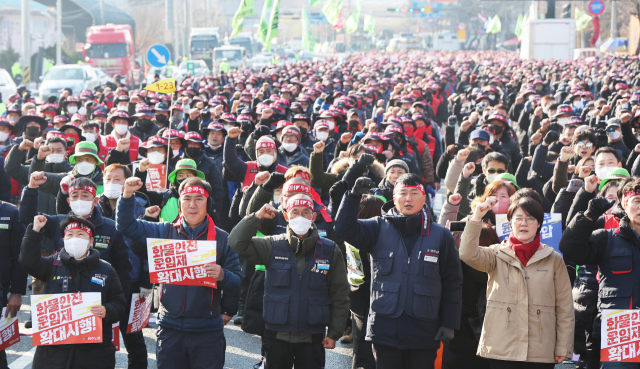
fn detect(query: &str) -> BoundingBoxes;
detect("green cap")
[494,173,520,190]
[168,159,206,184]
[69,141,104,165]
[599,168,630,190]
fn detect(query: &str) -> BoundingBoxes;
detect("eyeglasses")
[576,141,594,148]
[486,169,506,174]
[513,216,537,225]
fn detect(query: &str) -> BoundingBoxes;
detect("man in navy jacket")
[116,176,241,369]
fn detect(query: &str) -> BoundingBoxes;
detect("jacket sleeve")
[559,212,609,265]
[227,214,273,265]
[439,229,463,330]
[334,192,382,253]
[532,144,552,179]
[621,120,640,153]
[19,187,39,226]
[626,150,638,173]
[104,148,132,167]
[4,145,28,185]
[218,235,242,316]
[453,175,473,220]
[553,252,575,358]
[420,147,435,186]
[437,199,460,226]
[458,220,496,274]
[205,161,226,227]
[222,136,248,183]
[8,207,27,294]
[110,231,132,292]
[552,159,570,194]
[0,156,11,202]
[103,264,126,326]
[435,151,453,180]
[310,152,337,193]
[566,187,595,226]
[115,195,168,243]
[444,158,464,194]
[326,245,350,341]
[18,225,52,282]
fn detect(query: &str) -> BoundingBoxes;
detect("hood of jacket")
[331,157,385,178]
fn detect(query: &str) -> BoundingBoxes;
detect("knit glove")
[351,177,372,197]
[262,173,286,192]
[357,153,376,167]
[584,197,616,221]
[434,327,455,343]
[543,130,559,145]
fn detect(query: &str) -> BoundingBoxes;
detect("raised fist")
[227,127,242,139]
[456,148,470,162]
[448,193,462,206]
[29,171,47,189]
[145,205,161,219]
[33,215,47,232]
[124,177,144,197]
[138,158,150,172]
[37,145,52,160]
[313,141,325,154]
[19,139,34,151]
[117,138,131,152]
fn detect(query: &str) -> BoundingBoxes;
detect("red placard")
[146,164,167,191]
[112,322,120,350]
[31,292,103,346]
[126,293,153,334]
[147,238,217,288]
[601,309,640,362]
[0,308,20,350]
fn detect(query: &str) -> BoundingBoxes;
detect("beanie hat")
[385,159,409,175]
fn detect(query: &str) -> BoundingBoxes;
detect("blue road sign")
[146,44,171,68]
[588,0,605,16]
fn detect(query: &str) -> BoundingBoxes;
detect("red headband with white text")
[64,222,93,237]
[180,185,209,198]
[393,183,425,195]
[286,198,314,212]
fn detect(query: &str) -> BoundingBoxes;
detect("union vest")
[242,161,288,188]
[369,220,444,320]
[99,133,140,164]
[263,235,334,333]
[598,230,640,310]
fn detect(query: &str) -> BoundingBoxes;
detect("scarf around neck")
[507,232,541,266]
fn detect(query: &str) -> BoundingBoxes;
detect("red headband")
[283,183,311,195]
[286,198,314,212]
[624,189,640,201]
[294,172,310,181]
[180,185,209,198]
[64,222,93,237]
[363,144,382,154]
[393,183,426,195]
[256,139,276,150]
[282,127,301,137]
[68,184,97,197]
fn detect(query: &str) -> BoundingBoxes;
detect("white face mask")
[0,131,8,143]
[70,199,94,217]
[114,123,128,136]
[273,194,282,203]
[257,154,275,167]
[78,107,86,116]
[199,81,206,87]
[103,183,123,199]
[148,151,166,165]
[486,173,499,183]
[281,143,297,152]
[316,131,328,141]
[288,215,313,235]
[118,105,128,111]
[46,153,65,164]
[573,101,582,109]
[172,149,180,156]
[608,131,621,140]
[67,106,78,114]
[76,161,95,175]
[82,133,96,142]
[327,121,335,130]
[488,94,495,100]
[64,237,90,259]
[596,166,618,180]
[558,117,569,126]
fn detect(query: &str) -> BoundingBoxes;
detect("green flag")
[345,0,360,34]
[256,0,272,43]
[231,0,255,38]
[266,0,280,51]
[514,14,523,38]
[489,15,501,34]
[309,0,321,6]
[363,15,375,34]
[575,8,593,31]
[322,0,343,26]
[302,8,317,52]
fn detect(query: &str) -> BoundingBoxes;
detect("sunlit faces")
[393,186,426,216]
[176,169,196,181]
[386,167,406,186]
[574,140,595,158]
[510,207,540,241]
[207,131,225,146]
[180,192,207,226]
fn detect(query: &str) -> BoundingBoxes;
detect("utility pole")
[173,0,180,61]
[21,0,30,83]
[100,0,105,25]
[56,0,62,64]
[611,0,617,38]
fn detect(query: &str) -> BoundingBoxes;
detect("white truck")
[520,19,575,60]
[432,32,460,51]
[190,28,221,69]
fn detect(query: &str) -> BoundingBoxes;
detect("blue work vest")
[263,235,334,334]
[598,230,640,310]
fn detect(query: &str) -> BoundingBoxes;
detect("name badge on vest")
[91,274,105,286]
[318,229,327,238]
[313,259,330,274]
[424,254,438,263]
[0,222,10,230]
[94,235,110,249]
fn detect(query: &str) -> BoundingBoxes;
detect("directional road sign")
[146,44,171,68]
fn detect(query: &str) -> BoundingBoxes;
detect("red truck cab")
[83,24,141,88]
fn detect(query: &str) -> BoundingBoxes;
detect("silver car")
[39,64,101,100]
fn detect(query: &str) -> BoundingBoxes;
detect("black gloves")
[584,197,616,221]
[434,327,454,343]
[357,153,376,167]
[351,177,372,197]
[543,130,559,145]
[262,173,287,192]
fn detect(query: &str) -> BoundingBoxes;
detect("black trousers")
[119,281,148,369]
[239,257,256,304]
[372,343,438,369]
[0,350,6,369]
[573,282,600,369]
[352,312,375,369]
[489,360,555,369]
[263,336,325,369]
[156,327,226,369]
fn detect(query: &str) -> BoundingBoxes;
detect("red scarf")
[508,232,541,266]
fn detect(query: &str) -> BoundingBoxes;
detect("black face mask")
[26,126,40,138]
[491,124,504,135]
[348,120,360,129]
[138,119,153,131]
[186,147,202,159]
[155,114,168,125]
[393,136,403,145]
[298,127,308,138]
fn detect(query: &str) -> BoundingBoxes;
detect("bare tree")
[621,0,640,54]
[130,5,165,57]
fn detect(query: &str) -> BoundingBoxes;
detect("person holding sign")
[460,196,574,368]
[115,176,241,369]
[228,194,350,369]
[19,214,126,369]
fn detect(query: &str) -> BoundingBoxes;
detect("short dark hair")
[617,177,634,200]
[358,194,384,219]
[104,164,132,179]
[621,178,640,200]
[573,131,597,145]
[395,173,425,188]
[347,143,372,158]
[46,136,67,149]
[482,152,509,169]
[510,188,544,207]
[595,146,621,163]
[60,215,96,236]
[507,197,544,232]
[83,121,100,131]
[599,180,620,198]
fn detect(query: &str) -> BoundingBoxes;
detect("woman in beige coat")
[459,196,574,369]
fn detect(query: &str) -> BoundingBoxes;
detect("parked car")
[0,68,17,104]
[39,64,101,101]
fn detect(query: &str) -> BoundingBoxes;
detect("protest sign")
[601,309,640,362]
[31,292,102,346]
[146,164,167,191]
[126,292,154,334]
[0,308,20,350]
[496,213,563,254]
[147,238,217,288]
